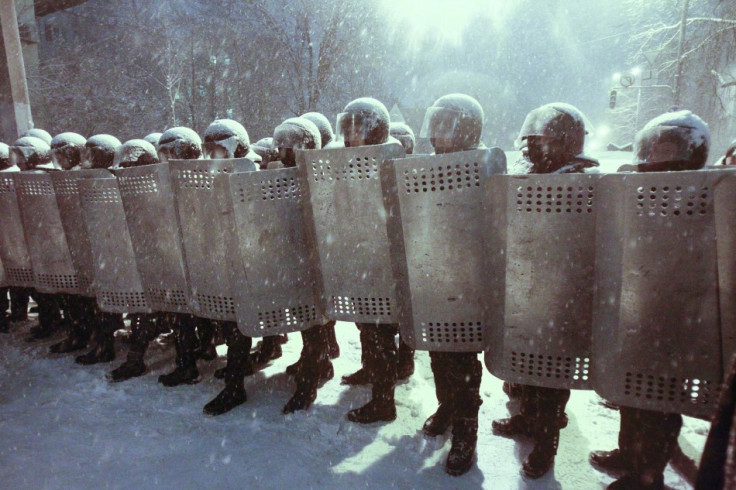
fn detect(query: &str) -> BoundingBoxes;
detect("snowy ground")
[0,319,708,489]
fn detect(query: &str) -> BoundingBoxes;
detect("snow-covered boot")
[251,335,284,364]
[203,374,247,416]
[445,417,478,476]
[324,321,340,359]
[423,365,454,437]
[522,433,559,479]
[159,323,201,386]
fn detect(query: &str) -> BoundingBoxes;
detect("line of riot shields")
[1,142,734,419]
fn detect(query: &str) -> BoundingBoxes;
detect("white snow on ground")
[0,320,708,489]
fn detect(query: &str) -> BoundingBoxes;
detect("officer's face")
[52,148,75,170]
[10,149,27,170]
[647,141,679,164]
[526,136,566,173]
[278,147,296,167]
[205,144,229,160]
[157,147,171,163]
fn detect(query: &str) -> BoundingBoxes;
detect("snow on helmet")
[336,97,390,147]
[301,112,334,148]
[389,122,415,155]
[517,102,588,159]
[273,117,321,167]
[50,132,87,170]
[633,110,710,172]
[82,134,121,169]
[203,119,250,159]
[0,142,11,170]
[420,93,483,152]
[113,139,159,169]
[22,128,52,145]
[143,132,163,151]
[10,136,51,170]
[157,127,202,162]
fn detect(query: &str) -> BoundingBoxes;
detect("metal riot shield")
[51,169,111,297]
[592,169,731,418]
[170,158,256,321]
[0,255,6,288]
[115,163,190,313]
[0,173,33,287]
[716,174,736,375]
[484,173,602,391]
[381,149,506,352]
[15,172,79,294]
[296,143,406,323]
[79,177,150,314]
[223,167,324,336]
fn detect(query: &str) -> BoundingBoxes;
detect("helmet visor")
[419,106,464,139]
[634,125,700,166]
[204,135,239,159]
[335,112,375,145]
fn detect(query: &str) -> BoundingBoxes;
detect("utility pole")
[0,0,33,136]
[673,0,690,108]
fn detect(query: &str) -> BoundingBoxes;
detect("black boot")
[522,434,559,479]
[347,383,397,423]
[424,355,454,437]
[590,449,633,473]
[283,325,332,413]
[75,311,120,365]
[9,287,30,322]
[521,387,570,479]
[446,417,478,476]
[492,414,532,437]
[204,374,247,416]
[49,331,88,353]
[108,351,147,382]
[25,293,62,341]
[251,335,284,364]
[204,324,251,416]
[503,381,523,399]
[397,338,414,380]
[159,318,201,387]
[195,319,218,361]
[324,321,340,359]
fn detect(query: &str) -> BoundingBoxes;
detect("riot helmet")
[143,132,162,151]
[157,127,202,162]
[10,136,52,170]
[21,128,52,145]
[50,132,87,170]
[251,137,278,170]
[720,139,736,166]
[421,93,483,154]
[81,134,121,169]
[633,110,710,172]
[112,139,159,169]
[273,117,321,168]
[389,122,415,155]
[0,143,10,170]
[203,119,250,159]
[336,97,390,147]
[517,102,589,172]
[301,112,334,148]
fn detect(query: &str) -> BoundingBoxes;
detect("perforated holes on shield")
[259,177,300,201]
[624,372,713,405]
[83,187,120,203]
[101,291,147,309]
[7,268,33,284]
[510,351,590,381]
[331,296,391,317]
[54,176,79,196]
[118,174,158,195]
[197,294,235,316]
[258,305,317,331]
[180,168,217,190]
[517,185,594,213]
[636,184,709,217]
[37,273,78,290]
[147,288,187,308]
[421,322,483,344]
[405,162,480,193]
[20,179,54,196]
[0,176,15,193]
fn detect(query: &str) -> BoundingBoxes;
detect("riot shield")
[592,169,731,417]
[0,173,33,287]
[51,169,111,297]
[715,174,736,381]
[381,149,506,352]
[15,172,79,294]
[79,177,149,314]
[115,163,190,313]
[223,167,324,336]
[296,142,406,323]
[0,256,6,288]
[169,158,255,321]
[484,173,602,391]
